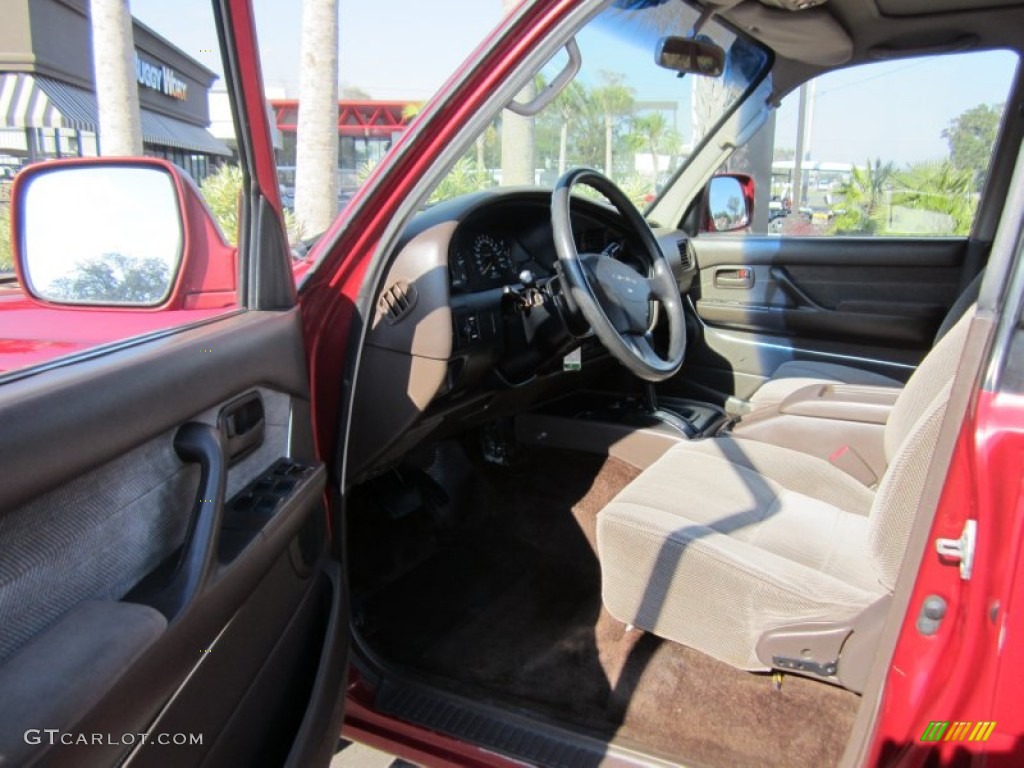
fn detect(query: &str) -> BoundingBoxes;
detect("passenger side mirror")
[702,173,754,233]
[11,158,237,310]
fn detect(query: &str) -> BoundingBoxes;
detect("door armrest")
[0,601,166,765]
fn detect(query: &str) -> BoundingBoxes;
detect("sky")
[129,0,1017,167]
[132,0,503,100]
[24,168,180,293]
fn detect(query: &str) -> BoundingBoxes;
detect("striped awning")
[0,73,231,156]
[0,73,69,129]
[139,110,232,156]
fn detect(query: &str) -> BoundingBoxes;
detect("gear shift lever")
[642,382,697,437]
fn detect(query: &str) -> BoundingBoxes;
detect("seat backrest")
[934,270,984,344]
[869,306,975,590]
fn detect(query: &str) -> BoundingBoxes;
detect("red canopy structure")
[271,99,412,137]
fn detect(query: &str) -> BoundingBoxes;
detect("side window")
[720,50,1017,237]
[0,0,242,377]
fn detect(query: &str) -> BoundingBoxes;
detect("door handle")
[218,391,265,465]
[713,267,754,289]
[151,422,228,618]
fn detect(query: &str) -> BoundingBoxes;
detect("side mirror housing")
[702,173,754,233]
[11,157,236,310]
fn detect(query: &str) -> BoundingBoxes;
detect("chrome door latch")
[936,520,977,580]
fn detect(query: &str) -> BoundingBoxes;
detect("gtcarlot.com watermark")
[24,729,202,747]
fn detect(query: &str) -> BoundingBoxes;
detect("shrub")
[199,164,301,246]
[0,202,12,273]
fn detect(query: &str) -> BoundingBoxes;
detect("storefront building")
[270,99,412,193]
[0,0,229,181]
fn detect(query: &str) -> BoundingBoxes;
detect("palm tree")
[499,0,535,186]
[892,161,976,235]
[832,158,896,234]
[691,75,728,147]
[628,112,668,185]
[592,75,634,176]
[90,0,142,156]
[553,81,586,175]
[294,0,339,238]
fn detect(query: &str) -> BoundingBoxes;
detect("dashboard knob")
[519,269,536,287]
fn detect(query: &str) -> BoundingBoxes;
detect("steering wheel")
[551,168,686,382]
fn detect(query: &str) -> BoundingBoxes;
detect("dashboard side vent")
[676,240,692,271]
[378,280,417,324]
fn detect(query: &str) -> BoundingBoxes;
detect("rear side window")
[719,50,1018,237]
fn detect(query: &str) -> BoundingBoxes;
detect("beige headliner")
[720,0,1024,98]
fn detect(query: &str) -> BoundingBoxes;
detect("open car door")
[0,2,349,766]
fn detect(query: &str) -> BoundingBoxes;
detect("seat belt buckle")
[828,445,878,487]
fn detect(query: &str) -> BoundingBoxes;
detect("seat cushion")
[685,437,875,516]
[597,439,886,670]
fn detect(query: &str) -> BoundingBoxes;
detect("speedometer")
[472,234,512,281]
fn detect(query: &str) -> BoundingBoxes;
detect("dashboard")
[352,189,694,480]
[447,198,646,294]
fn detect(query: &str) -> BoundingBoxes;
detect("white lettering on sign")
[134,53,188,101]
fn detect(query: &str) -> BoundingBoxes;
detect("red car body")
[3,0,1024,765]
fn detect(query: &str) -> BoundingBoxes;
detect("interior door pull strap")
[155,422,228,618]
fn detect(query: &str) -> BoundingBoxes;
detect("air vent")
[676,239,692,271]
[378,280,417,324]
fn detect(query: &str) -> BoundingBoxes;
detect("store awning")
[138,110,232,156]
[0,73,68,129]
[0,73,231,156]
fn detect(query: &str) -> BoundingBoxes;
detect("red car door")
[0,2,349,766]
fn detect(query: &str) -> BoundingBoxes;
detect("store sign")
[134,53,188,101]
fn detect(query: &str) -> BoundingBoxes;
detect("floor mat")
[352,445,860,767]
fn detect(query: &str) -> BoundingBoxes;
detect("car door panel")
[678,236,967,399]
[0,308,347,767]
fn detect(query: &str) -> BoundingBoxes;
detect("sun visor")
[724,1,854,66]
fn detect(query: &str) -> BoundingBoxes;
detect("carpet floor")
[350,444,860,767]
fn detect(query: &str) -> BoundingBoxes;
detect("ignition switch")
[505,269,545,313]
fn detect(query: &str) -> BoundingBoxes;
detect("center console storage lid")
[779,384,901,425]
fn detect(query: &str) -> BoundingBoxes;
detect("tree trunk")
[604,114,613,175]
[476,134,486,184]
[501,83,535,186]
[558,121,568,176]
[90,0,142,156]
[295,0,339,238]
[499,0,534,186]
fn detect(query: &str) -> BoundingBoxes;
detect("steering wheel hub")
[551,168,686,382]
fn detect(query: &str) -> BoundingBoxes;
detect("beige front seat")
[596,307,974,690]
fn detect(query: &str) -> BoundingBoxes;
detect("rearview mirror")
[11,157,237,310]
[655,36,726,77]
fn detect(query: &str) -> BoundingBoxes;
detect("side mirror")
[11,158,236,310]
[703,173,754,233]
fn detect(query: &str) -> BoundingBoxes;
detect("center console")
[514,390,728,470]
[731,382,901,485]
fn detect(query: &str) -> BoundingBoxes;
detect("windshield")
[427,0,770,208]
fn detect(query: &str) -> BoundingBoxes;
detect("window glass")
[253,0,769,245]
[0,0,242,377]
[426,2,769,209]
[253,0,502,246]
[718,50,1017,237]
